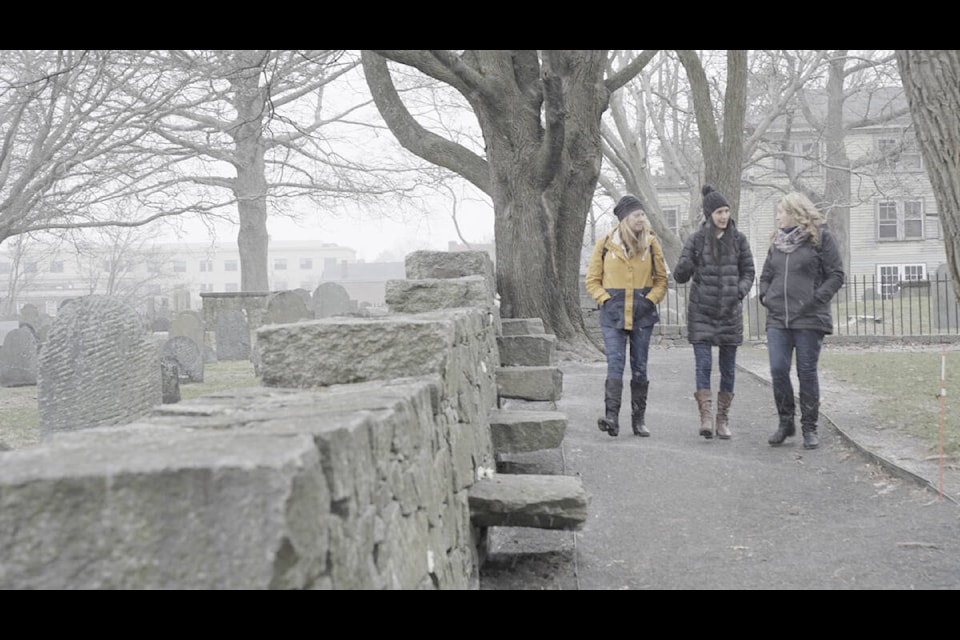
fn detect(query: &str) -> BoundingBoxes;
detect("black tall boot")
[597,378,623,437]
[768,390,796,446]
[800,393,820,450]
[630,380,651,437]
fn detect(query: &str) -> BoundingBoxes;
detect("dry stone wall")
[0,251,504,589]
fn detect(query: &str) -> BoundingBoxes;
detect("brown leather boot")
[694,390,713,439]
[715,391,734,440]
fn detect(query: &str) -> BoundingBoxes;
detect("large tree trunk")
[230,53,270,293]
[897,50,960,301]
[361,50,650,358]
[821,54,851,273]
[677,51,748,221]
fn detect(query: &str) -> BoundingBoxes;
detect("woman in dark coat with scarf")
[673,185,756,440]
[758,191,845,450]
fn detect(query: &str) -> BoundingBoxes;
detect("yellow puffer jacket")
[585,228,669,331]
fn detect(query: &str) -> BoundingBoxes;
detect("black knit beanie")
[614,194,645,221]
[701,184,730,220]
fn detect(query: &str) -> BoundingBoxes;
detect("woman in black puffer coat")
[673,185,755,441]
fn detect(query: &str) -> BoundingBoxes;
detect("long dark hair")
[705,215,737,262]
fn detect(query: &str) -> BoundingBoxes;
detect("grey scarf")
[773,226,810,254]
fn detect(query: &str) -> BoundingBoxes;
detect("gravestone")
[38,295,161,437]
[291,288,314,315]
[313,282,353,318]
[160,355,181,403]
[935,263,959,331]
[0,326,39,387]
[264,290,312,326]
[216,309,250,361]
[19,303,41,335]
[170,310,205,355]
[161,335,204,383]
[0,320,20,345]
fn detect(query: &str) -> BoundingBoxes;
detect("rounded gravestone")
[312,282,353,318]
[0,326,38,387]
[38,295,161,437]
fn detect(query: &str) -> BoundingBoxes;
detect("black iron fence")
[650,274,960,342]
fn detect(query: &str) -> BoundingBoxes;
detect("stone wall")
[0,252,502,589]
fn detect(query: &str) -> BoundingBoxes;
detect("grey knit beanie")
[614,195,645,221]
[701,184,730,220]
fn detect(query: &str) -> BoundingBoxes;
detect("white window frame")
[877,136,923,172]
[876,263,927,298]
[661,206,680,235]
[877,199,924,241]
[776,140,822,176]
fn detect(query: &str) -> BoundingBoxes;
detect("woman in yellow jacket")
[585,195,669,437]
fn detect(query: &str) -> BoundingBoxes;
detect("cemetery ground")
[1,344,957,465]
[0,360,256,450]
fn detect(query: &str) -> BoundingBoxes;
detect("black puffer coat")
[758,226,845,334]
[673,221,756,345]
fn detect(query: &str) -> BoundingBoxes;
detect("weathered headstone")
[312,282,354,318]
[161,335,204,383]
[216,309,250,361]
[291,288,314,314]
[38,295,161,437]
[935,263,958,331]
[170,310,205,355]
[264,290,312,326]
[19,303,41,335]
[0,326,39,387]
[160,355,181,404]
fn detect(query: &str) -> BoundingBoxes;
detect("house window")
[877,137,923,171]
[877,263,927,298]
[24,262,37,273]
[777,141,821,176]
[50,261,64,273]
[172,260,187,273]
[662,207,680,235]
[200,283,214,292]
[200,260,213,272]
[877,200,923,241]
[903,200,923,239]
[146,284,162,295]
[300,257,313,270]
[0,262,10,274]
[224,260,238,272]
[224,282,239,292]
[274,258,287,270]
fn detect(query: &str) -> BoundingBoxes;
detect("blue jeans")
[692,343,738,392]
[600,324,654,382]
[766,327,823,398]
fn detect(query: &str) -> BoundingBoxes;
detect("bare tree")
[361,50,659,356]
[144,50,372,292]
[0,50,193,244]
[897,50,960,299]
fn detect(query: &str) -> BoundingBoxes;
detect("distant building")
[0,240,358,317]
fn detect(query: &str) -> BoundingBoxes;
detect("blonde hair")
[618,215,651,258]
[773,192,827,245]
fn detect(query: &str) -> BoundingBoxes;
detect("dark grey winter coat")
[758,226,845,334]
[673,221,756,345]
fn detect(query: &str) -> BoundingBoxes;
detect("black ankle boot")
[768,420,796,446]
[630,380,650,436]
[597,378,623,437]
[769,391,796,446]
[800,393,820,450]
